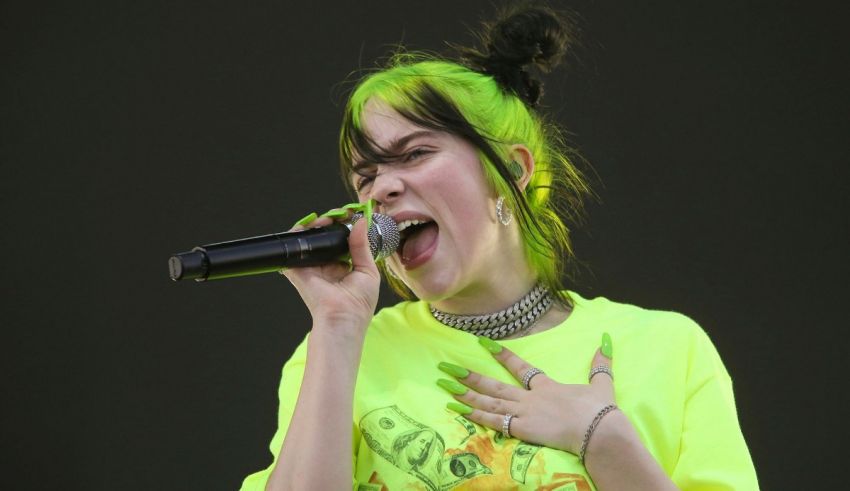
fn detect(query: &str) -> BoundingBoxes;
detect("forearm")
[584,410,679,491]
[265,327,363,491]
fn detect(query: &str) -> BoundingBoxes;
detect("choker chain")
[429,284,554,340]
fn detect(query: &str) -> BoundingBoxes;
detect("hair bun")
[459,5,573,107]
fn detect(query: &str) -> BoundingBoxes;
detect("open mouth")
[397,218,439,267]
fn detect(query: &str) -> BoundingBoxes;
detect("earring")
[496,196,513,226]
[507,160,523,180]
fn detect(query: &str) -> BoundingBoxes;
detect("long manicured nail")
[320,208,348,219]
[365,198,375,229]
[438,362,470,378]
[437,378,468,395]
[342,202,365,211]
[478,336,503,354]
[293,212,317,227]
[601,332,613,359]
[446,401,473,415]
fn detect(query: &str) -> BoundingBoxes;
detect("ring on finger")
[521,367,544,390]
[502,413,514,439]
[588,365,613,382]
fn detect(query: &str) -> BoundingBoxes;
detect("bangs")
[340,81,506,186]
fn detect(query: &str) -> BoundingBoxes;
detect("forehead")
[361,99,423,146]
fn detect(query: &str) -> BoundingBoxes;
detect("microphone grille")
[353,212,399,260]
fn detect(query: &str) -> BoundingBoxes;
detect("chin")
[402,268,460,304]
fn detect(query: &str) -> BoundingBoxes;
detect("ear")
[507,144,535,192]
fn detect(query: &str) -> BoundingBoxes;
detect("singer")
[241,6,758,490]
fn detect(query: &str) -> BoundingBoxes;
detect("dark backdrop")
[2,1,846,489]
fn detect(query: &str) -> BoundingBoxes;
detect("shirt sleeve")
[238,334,308,491]
[670,324,760,491]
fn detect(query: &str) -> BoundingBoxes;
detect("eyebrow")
[385,130,437,154]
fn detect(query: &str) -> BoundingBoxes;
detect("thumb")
[348,218,379,277]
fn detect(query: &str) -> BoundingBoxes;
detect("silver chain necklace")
[429,284,554,340]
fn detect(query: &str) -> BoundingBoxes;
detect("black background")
[2,1,846,489]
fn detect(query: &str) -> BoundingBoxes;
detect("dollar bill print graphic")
[360,405,446,490]
[454,415,476,445]
[359,406,492,491]
[440,452,491,490]
[510,441,542,484]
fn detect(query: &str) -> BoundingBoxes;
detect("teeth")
[397,219,429,233]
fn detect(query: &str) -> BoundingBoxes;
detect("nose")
[368,168,404,207]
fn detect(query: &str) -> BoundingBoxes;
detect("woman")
[241,6,758,490]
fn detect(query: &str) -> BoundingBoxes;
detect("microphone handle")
[169,223,350,281]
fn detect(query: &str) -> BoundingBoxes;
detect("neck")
[429,218,538,315]
[429,277,568,340]
[430,269,538,315]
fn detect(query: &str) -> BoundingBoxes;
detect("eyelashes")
[354,147,433,192]
[355,175,373,192]
[404,148,429,161]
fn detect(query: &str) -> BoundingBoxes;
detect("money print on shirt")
[510,441,542,484]
[359,406,492,491]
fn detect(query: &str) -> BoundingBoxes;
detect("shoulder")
[369,300,421,330]
[372,300,421,322]
[567,291,720,365]
[364,300,433,341]
[569,291,703,336]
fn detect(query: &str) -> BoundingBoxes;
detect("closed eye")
[352,147,433,191]
[403,147,432,162]
[355,175,373,192]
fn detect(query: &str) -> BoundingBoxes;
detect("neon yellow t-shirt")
[240,292,758,490]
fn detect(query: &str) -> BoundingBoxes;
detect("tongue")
[401,223,438,261]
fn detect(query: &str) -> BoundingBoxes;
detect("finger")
[446,402,514,436]
[347,218,378,277]
[289,212,318,231]
[319,207,351,220]
[306,215,334,228]
[279,260,350,284]
[437,379,517,415]
[477,337,552,390]
[289,214,335,233]
[451,366,526,402]
[588,332,614,387]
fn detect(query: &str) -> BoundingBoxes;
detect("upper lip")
[389,211,435,226]
[388,211,437,240]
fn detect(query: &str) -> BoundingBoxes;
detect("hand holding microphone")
[168,208,399,282]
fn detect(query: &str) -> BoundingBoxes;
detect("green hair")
[339,53,592,308]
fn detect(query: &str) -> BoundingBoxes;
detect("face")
[352,100,527,306]
[404,432,433,464]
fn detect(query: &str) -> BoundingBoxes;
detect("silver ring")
[521,367,544,390]
[588,365,613,382]
[502,413,514,439]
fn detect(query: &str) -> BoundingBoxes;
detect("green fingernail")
[478,336,503,354]
[293,212,317,227]
[365,198,374,229]
[438,362,470,378]
[601,332,613,359]
[437,378,468,395]
[320,208,348,218]
[342,202,365,211]
[447,401,473,415]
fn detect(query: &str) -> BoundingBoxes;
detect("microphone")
[168,213,399,282]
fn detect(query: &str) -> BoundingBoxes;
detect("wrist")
[310,316,369,347]
[581,408,679,490]
[578,404,618,463]
[582,409,637,469]
[311,311,371,336]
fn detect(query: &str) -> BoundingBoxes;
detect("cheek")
[430,174,496,247]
